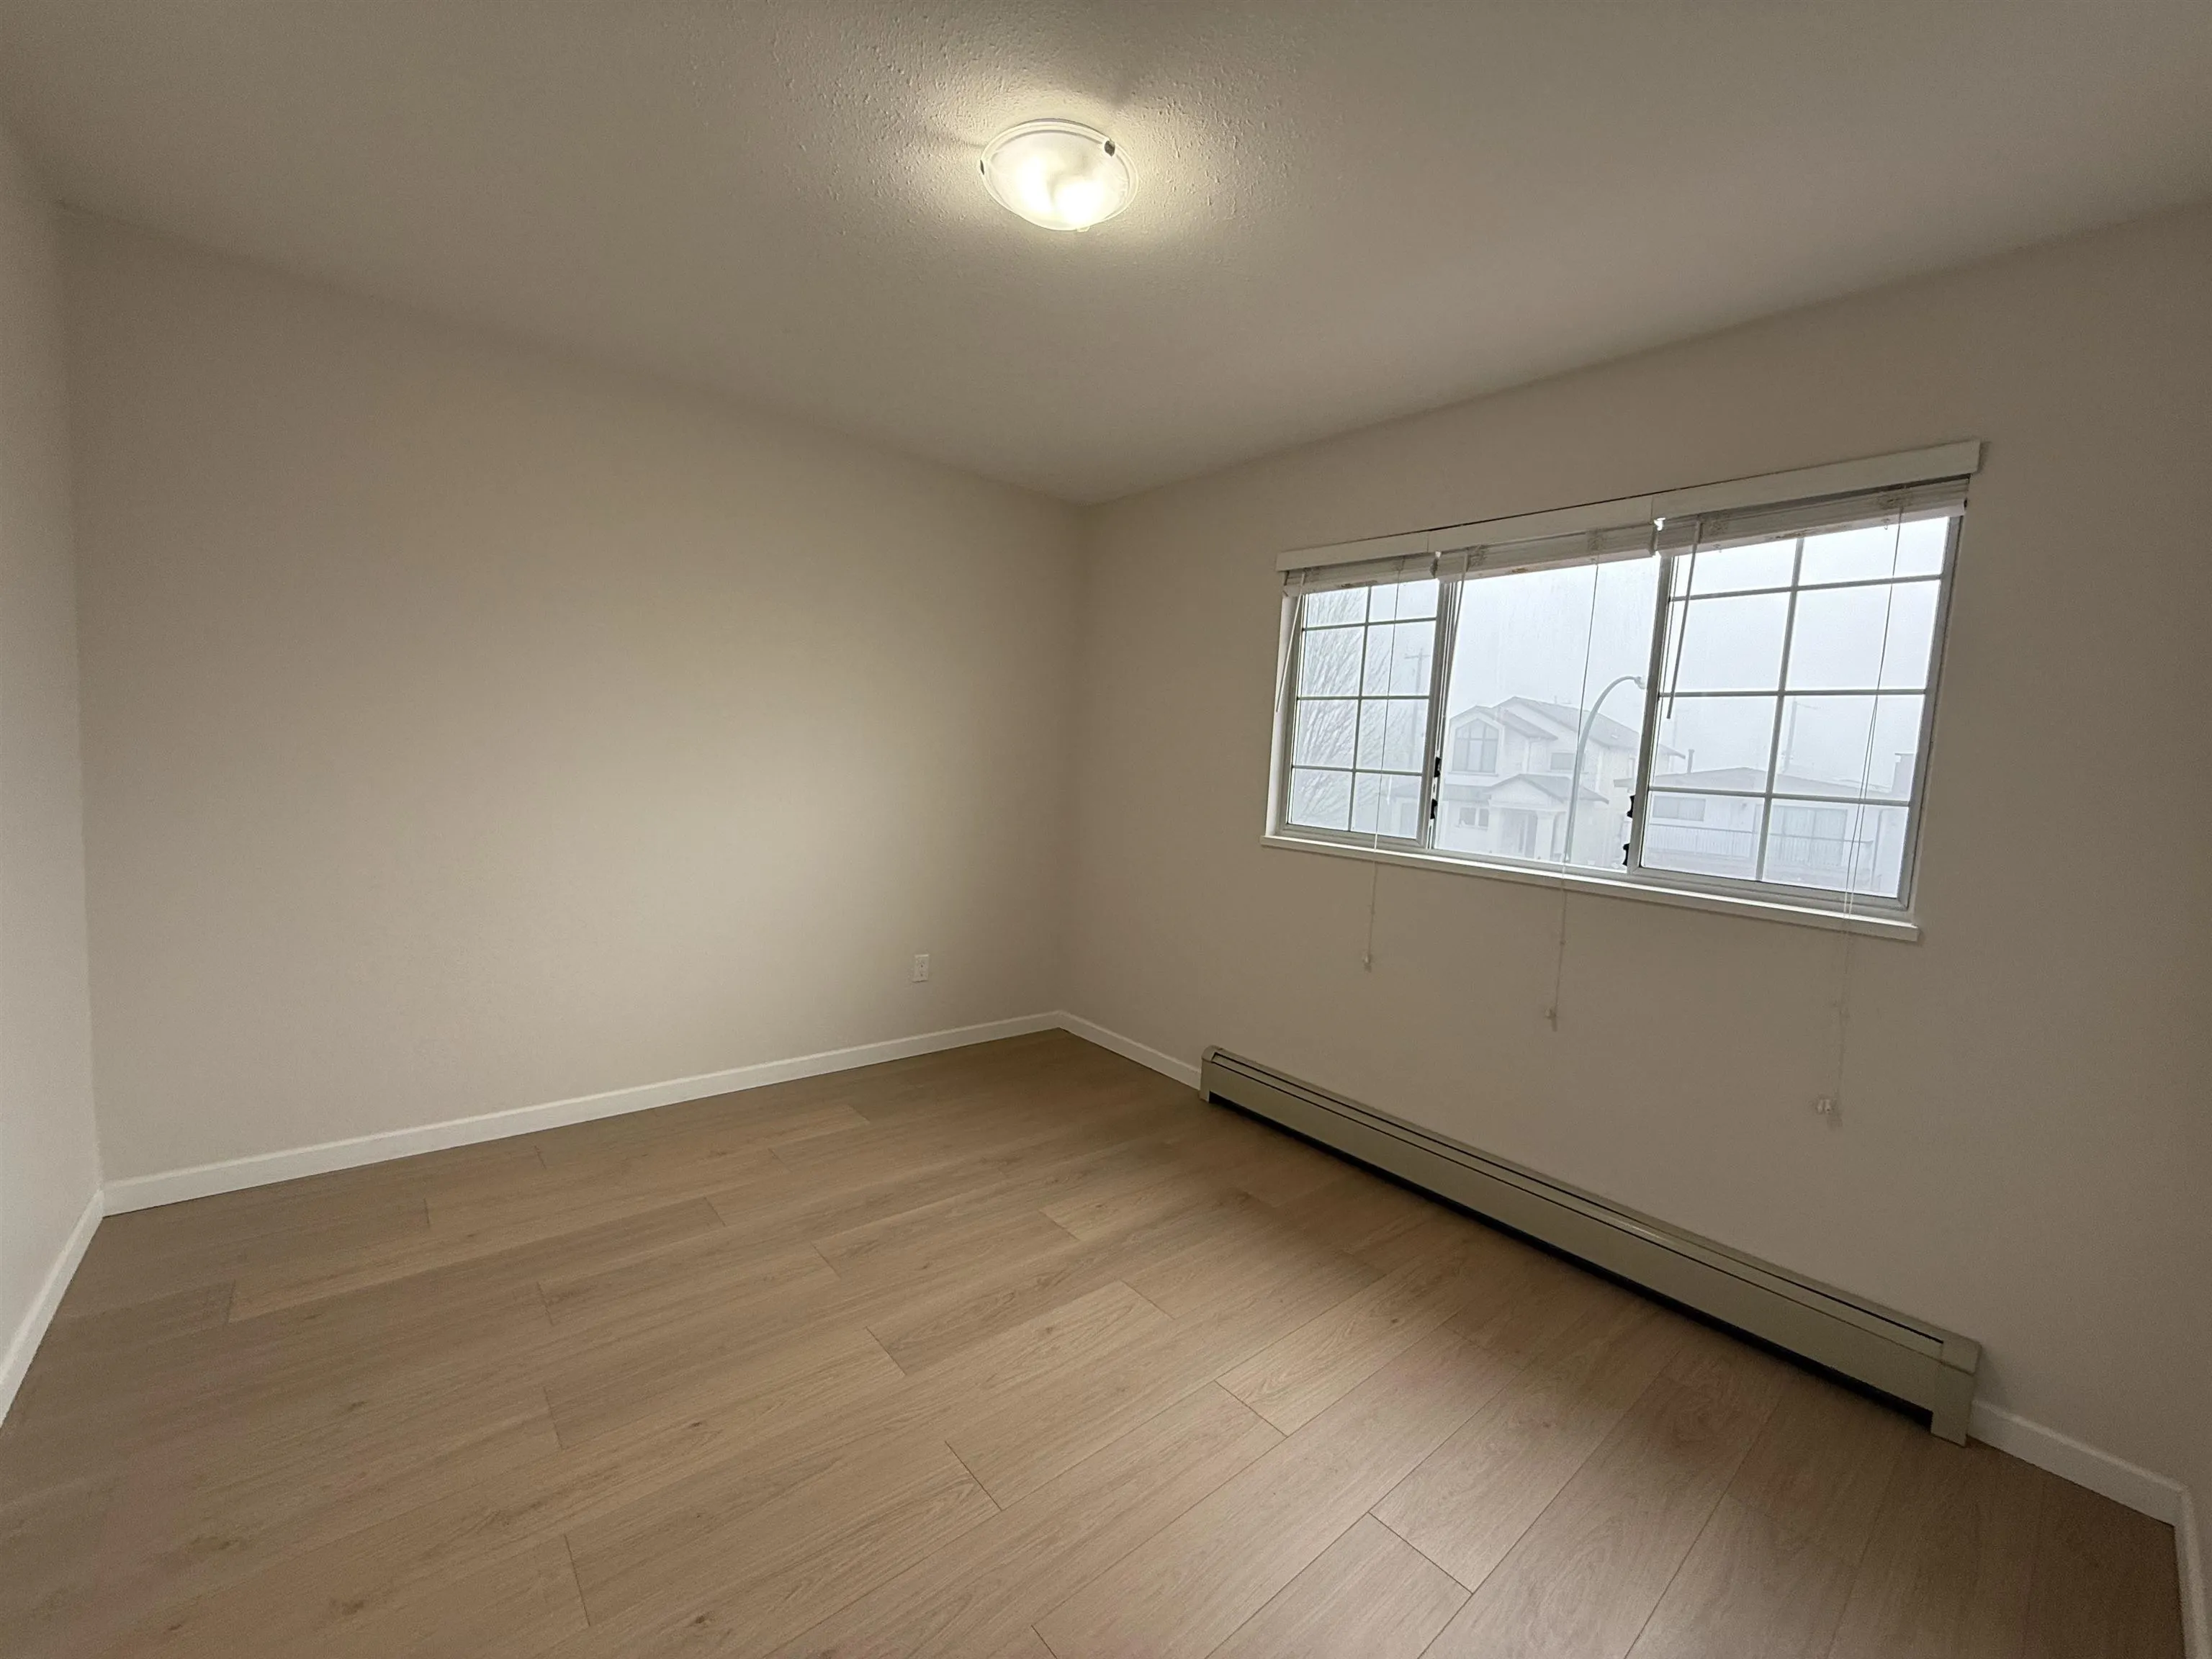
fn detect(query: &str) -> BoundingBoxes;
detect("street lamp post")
[1560,674,1646,866]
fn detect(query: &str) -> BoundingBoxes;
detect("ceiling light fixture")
[980,120,1133,233]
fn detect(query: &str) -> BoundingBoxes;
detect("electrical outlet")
[1812,1093,1840,1121]
[911,953,930,983]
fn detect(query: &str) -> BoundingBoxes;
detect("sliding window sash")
[1276,552,1460,850]
[1624,480,1969,911]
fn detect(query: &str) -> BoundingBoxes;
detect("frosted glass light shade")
[980,120,1133,232]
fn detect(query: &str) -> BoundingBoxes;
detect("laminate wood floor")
[0,1031,2184,1658]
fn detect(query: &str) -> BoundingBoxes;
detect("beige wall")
[66,216,1082,1182]
[1069,206,2212,1504]
[0,130,100,1375]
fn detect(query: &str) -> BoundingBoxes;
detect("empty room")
[1,4,2207,1655]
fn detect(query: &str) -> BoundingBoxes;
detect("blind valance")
[1277,440,1982,588]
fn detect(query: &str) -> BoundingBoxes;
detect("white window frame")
[1269,568,1457,853]
[1263,443,1979,939]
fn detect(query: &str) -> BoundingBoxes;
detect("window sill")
[1259,833,1921,941]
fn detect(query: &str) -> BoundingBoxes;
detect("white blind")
[1283,548,1447,594]
[1282,499,1655,590]
[1456,521,1655,575]
[1278,441,1982,586]
[1653,477,1969,556]
[1282,521,1658,593]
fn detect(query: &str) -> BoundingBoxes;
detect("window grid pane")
[1643,516,1943,904]
[1641,795,1767,884]
[1290,697,1358,768]
[1282,584,1437,841]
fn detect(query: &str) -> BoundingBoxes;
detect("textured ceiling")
[4,1,2210,501]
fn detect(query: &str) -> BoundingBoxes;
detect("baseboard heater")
[1200,1047,1979,1442]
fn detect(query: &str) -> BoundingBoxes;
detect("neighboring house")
[1437,696,1659,865]
[1640,755,1916,892]
[1442,695,1916,891]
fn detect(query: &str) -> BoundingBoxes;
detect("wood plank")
[311,1534,588,1659]
[541,1278,1170,1619]
[1355,1206,1488,1273]
[1210,1515,1468,1658]
[0,1476,117,1659]
[539,1236,837,1341]
[1453,1244,1645,1365]
[1122,1195,1378,1326]
[1623,1495,1856,1659]
[419,1141,788,1238]
[2021,1473,2185,1659]
[1,1269,559,1496]
[58,1382,564,1648]
[865,1183,1252,1377]
[568,1431,992,1622]
[1725,1364,1912,1565]
[1272,1166,1441,1259]
[1372,1290,1686,1589]
[35,1283,235,1363]
[58,1195,431,1317]
[1161,1107,1349,1211]
[1216,1236,1480,1433]
[100,1515,588,1658]
[1821,1429,2047,1659]
[1038,1166,1226,1244]
[226,1193,730,1320]
[711,1129,1174,1267]
[537,1249,889,1447]
[811,1191,1080,1298]
[944,1244,1375,1508]
[1422,1338,1784,1659]
[771,1384,1280,1658]
[552,1437,998,1655]
[525,1093,868,1172]
[1033,1326,1514,1659]
[93,1324,897,1655]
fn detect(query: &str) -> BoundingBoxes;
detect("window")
[1640,508,1951,902]
[1271,452,1969,917]
[1452,721,1498,774]
[1282,576,1439,838]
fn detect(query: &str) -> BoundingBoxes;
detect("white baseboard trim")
[1054,1013,1202,1091]
[1969,1399,2187,1524]
[104,1012,1066,1213]
[1,1187,103,1428]
[102,1010,1202,1216]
